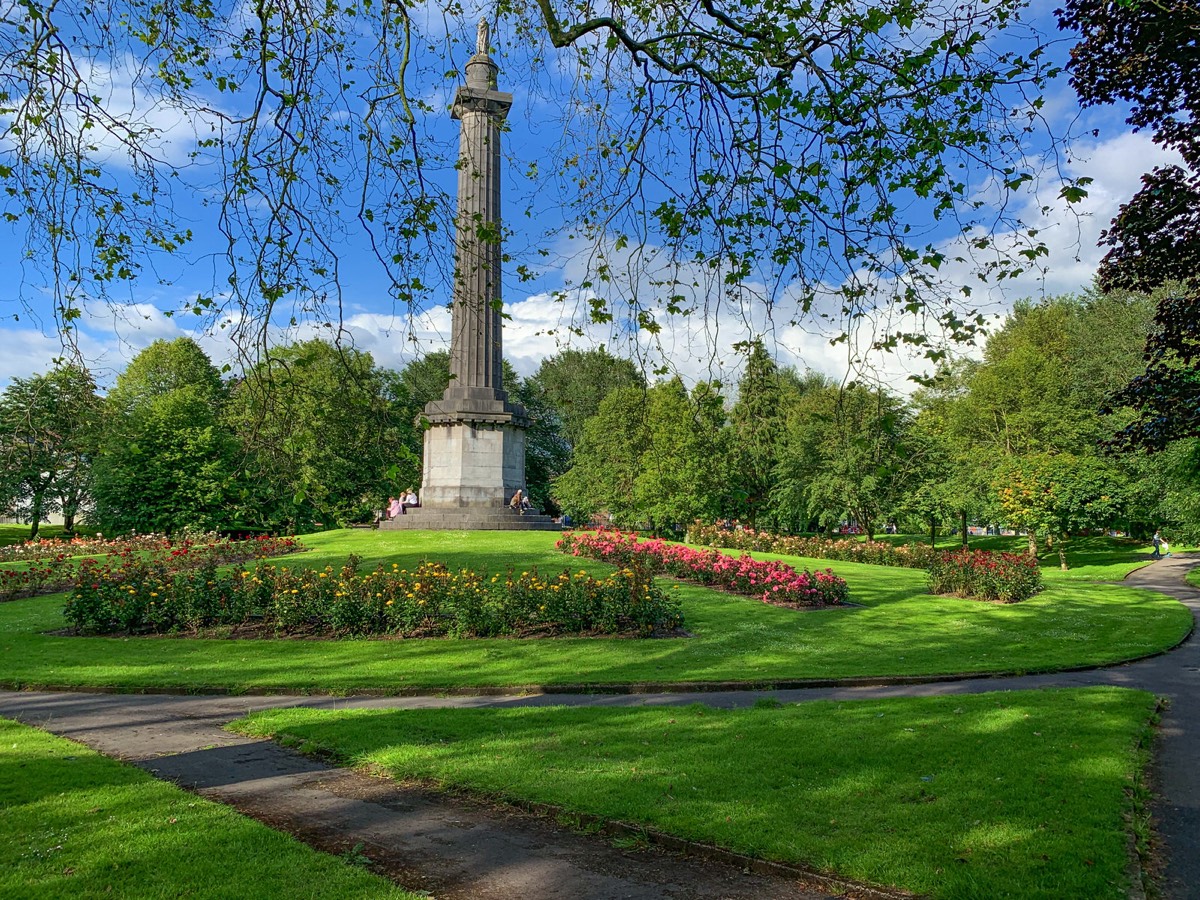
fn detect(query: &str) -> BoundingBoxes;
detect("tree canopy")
[1,0,1078,365]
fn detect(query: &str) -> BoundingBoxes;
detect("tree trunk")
[929,515,937,548]
[960,510,968,548]
[1058,542,1068,571]
[1027,530,1038,558]
[29,493,42,539]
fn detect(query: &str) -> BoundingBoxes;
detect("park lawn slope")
[0,529,1190,693]
[0,717,415,899]
[233,687,1157,900]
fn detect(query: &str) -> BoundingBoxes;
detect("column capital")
[451,86,513,121]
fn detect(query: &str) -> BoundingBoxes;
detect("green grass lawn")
[0,529,1188,693]
[233,687,1156,900]
[0,717,415,899]
[1187,567,1200,590]
[864,532,1160,581]
[0,524,98,547]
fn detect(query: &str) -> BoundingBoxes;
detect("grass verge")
[232,687,1156,900]
[0,530,1189,694]
[0,716,414,899]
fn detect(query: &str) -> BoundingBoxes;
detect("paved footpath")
[2,555,1197,899]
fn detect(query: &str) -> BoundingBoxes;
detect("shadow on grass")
[234,688,1155,899]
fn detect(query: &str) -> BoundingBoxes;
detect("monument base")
[379,506,560,531]
[417,418,526,509]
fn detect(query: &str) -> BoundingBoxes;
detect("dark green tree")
[529,348,645,450]
[92,338,238,534]
[632,379,727,534]
[0,364,101,537]
[1061,0,1200,450]
[227,339,417,531]
[729,341,783,526]
[552,386,650,525]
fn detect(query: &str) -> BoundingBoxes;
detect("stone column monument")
[384,21,557,531]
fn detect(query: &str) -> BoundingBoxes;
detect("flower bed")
[686,522,936,569]
[558,530,848,608]
[927,549,1043,603]
[0,532,181,563]
[2,534,303,602]
[63,556,683,638]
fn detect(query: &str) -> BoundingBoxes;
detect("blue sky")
[0,3,1173,392]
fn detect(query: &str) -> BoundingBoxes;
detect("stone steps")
[379,508,561,532]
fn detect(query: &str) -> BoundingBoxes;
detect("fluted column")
[449,48,511,396]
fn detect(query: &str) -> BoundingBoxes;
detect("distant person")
[386,497,401,519]
[1162,538,1172,558]
[509,489,524,511]
[561,513,573,528]
[402,489,419,511]
[1152,530,1163,559]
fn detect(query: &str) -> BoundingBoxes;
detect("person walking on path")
[1153,530,1163,558]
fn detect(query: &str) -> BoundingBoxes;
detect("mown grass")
[1186,567,1200,590]
[0,529,1188,694]
[0,524,98,548]
[0,717,414,899]
[866,533,1159,581]
[232,687,1156,900]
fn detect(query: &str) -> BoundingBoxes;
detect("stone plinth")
[418,419,526,509]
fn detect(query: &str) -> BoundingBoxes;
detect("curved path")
[2,555,1197,899]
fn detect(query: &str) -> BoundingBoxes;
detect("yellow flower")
[318,572,327,578]
[386,599,394,606]
[150,592,158,597]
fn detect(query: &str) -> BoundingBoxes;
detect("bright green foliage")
[774,381,916,538]
[1,0,1066,361]
[227,339,416,531]
[916,293,1182,542]
[529,348,645,449]
[0,364,101,537]
[554,379,726,531]
[728,341,783,524]
[0,718,414,899]
[235,688,1158,899]
[92,339,238,534]
[632,378,726,531]
[552,385,649,524]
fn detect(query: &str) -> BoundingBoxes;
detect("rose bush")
[63,555,683,638]
[2,534,303,602]
[686,522,936,569]
[927,549,1043,603]
[558,529,848,608]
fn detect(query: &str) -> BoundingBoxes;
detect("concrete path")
[2,554,1197,899]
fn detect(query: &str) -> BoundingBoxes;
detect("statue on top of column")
[477,19,489,55]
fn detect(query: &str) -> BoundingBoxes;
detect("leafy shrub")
[1,534,302,602]
[686,522,936,569]
[63,556,683,638]
[559,529,848,607]
[927,549,1043,603]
